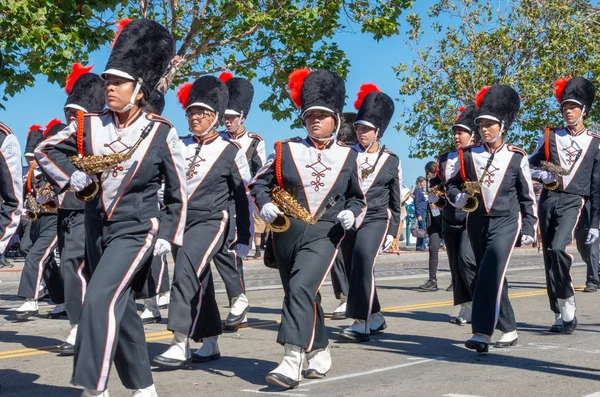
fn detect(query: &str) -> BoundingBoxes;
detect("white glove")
[337,210,355,230]
[453,192,468,209]
[427,194,440,204]
[153,238,171,256]
[540,171,557,184]
[236,244,250,258]
[521,235,535,246]
[70,170,93,192]
[157,186,165,207]
[586,228,599,245]
[36,195,51,204]
[380,234,394,253]
[260,202,283,223]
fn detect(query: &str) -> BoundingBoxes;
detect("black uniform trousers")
[538,190,585,313]
[574,203,600,286]
[167,211,228,342]
[330,250,350,301]
[136,254,170,300]
[468,211,520,336]
[342,212,389,321]
[443,220,477,306]
[72,217,158,391]
[19,220,33,256]
[274,219,345,352]
[58,209,87,325]
[211,208,245,304]
[17,214,63,303]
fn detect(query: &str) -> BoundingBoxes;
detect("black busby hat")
[102,18,175,98]
[146,90,166,115]
[43,119,67,139]
[553,77,595,114]
[474,85,520,131]
[219,72,254,118]
[353,84,395,137]
[452,105,478,134]
[64,63,106,113]
[288,69,345,118]
[25,125,44,157]
[337,112,358,145]
[176,76,229,118]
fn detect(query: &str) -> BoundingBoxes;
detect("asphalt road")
[2,247,600,397]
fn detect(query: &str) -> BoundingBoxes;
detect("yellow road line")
[0,287,576,361]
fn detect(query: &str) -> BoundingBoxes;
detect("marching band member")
[529,77,600,333]
[420,160,443,291]
[250,69,365,389]
[429,105,478,325]
[15,125,63,320]
[56,63,106,355]
[36,18,186,396]
[338,84,401,342]
[215,72,265,330]
[446,85,538,352]
[153,75,253,368]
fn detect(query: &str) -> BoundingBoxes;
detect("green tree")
[1,0,414,120]
[394,0,600,158]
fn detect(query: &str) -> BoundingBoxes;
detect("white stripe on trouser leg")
[97,218,158,390]
[492,215,521,331]
[77,260,87,305]
[34,236,59,300]
[367,211,391,320]
[566,198,585,295]
[156,255,167,295]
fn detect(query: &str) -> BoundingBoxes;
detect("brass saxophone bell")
[267,214,291,233]
[75,181,100,203]
[462,195,479,213]
[26,212,38,222]
[542,180,559,191]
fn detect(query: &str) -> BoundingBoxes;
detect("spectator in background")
[419,162,443,291]
[389,186,414,253]
[413,177,428,251]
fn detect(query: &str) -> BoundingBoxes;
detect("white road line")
[443,394,486,397]
[242,390,308,397]
[581,393,600,397]
[302,357,444,386]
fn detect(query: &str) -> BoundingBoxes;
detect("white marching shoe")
[558,296,577,334]
[465,333,491,353]
[266,344,305,389]
[14,299,39,321]
[494,330,518,348]
[157,292,170,309]
[132,384,158,397]
[81,388,110,397]
[140,298,162,324]
[339,319,370,342]
[305,346,332,379]
[331,301,347,320]
[368,312,387,333]
[451,302,472,325]
[152,332,189,368]
[192,336,221,363]
[48,302,68,319]
[223,293,249,330]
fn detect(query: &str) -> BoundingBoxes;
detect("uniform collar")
[566,126,587,136]
[306,135,334,150]
[194,133,219,145]
[483,141,505,154]
[227,127,247,140]
[112,108,143,129]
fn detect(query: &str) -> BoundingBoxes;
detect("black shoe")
[142,315,162,325]
[304,369,328,379]
[13,310,38,321]
[465,339,489,353]
[583,283,597,293]
[338,329,370,343]
[47,310,68,319]
[445,282,453,292]
[191,352,221,363]
[419,279,438,291]
[265,372,299,389]
[57,342,74,356]
[152,355,190,368]
[250,251,262,259]
[223,307,249,330]
[549,323,563,333]
[562,317,577,334]
[494,338,518,348]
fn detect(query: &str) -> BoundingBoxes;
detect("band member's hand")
[236,244,250,258]
[427,194,440,204]
[260,202,283,223]
[153,238,171,256]
[336,210,355,230]
[380,234,394,253]
[36,195,51,204]
[417,216,423,221]
[70,170,93,192]
[453,193,468,209]
[586,228,599,245]
[521,235,535,246]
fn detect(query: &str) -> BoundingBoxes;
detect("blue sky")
[1,2,437,188]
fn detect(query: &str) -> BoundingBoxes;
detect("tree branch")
[207,24,261,49]
[181,54,271,78]
[139,0,149,18]
[169,0,178,35]
[200,0,211,18]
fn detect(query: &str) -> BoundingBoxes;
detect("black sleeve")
[386,156,402,237]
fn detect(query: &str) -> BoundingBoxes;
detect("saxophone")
[37,181,58,212]
[24,193,40,222]
[461,180,482,213]
[427,183,446,209]
[538,145,582,191]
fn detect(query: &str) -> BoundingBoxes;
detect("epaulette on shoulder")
[0,122,13,135]
[336,140,349,147]
[587,130,600,139]
[227,139,242,150]
[507,144,527,156]
[383,147,398,158]
[146,113,173,128]
[248,132,264,141]
[281,136,302,144]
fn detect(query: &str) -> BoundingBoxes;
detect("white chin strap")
[230,111,245,133]
[116,78,143,113]
[566,105,586,127]
[357,128,380,152]
[483,121,505,144]
[306,113,340,142]
[192,112,219,137]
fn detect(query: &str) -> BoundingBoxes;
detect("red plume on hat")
[112,18,133,48]
[475,86,491,109]
[65,63,93,95]
[354,83,380,110]
[219,72,234,83]
[27,125,42,138]
[455,106,466,121]
[43,119,62,137]
[288,68,311,108]
[552,77,571,104]
[176,82,193,110]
